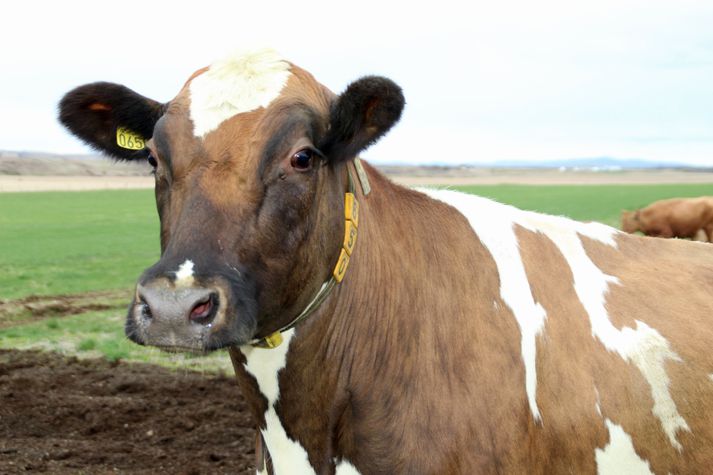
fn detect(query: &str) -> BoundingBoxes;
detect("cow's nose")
[137,283,219,326]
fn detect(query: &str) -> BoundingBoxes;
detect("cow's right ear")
[58,82,164,160]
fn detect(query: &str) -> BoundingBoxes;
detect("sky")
[2,0,712,166]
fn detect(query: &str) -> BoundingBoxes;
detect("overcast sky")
[2,0,712,165]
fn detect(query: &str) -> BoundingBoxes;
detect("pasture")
[1,181,712,473]
[3,182,713,361]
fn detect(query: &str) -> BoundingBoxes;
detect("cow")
[58,49,713,474]
[621,196,713,241]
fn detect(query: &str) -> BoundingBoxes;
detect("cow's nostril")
[189,293,218,325]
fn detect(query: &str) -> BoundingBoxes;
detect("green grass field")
[1,183,711,365]
[0,189,159,299]
[450,183,713,227]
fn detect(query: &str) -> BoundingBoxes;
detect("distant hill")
[0,150,151,176]
[490,157,692,170]
[1,150,707,176]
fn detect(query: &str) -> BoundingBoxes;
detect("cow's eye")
[290,149,314,171]
[147,153,158,169]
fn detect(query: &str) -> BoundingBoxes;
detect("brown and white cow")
[621,196,713,242]
[59,49,713,474]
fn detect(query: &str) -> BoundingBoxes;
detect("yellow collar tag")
[344,192,359,227]
[353,157,371,196]
[116,127,145,150]
[252,172,360,349]
[333,192,359,282]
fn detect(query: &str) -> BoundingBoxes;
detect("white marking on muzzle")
[174,260,195,287]
[189,48,292,137]
[595,419,653,475]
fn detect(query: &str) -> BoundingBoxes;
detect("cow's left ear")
[319,76,404,162]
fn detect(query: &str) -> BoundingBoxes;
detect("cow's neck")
[229,161,464,472]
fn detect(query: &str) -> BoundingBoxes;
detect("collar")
[250,158,370,349]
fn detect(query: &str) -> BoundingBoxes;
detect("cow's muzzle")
[125,274,256,352]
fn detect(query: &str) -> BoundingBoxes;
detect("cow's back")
[396,188,713,473]
[236,178,713,474]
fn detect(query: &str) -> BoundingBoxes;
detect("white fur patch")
[240,329,315,474]
[421,189,549,421]
[516,204,690,449]
[174,259,195,287]
[335,460,361,474]
[595,419,654,475]
[421,189,689,449]
[188,48,291,137]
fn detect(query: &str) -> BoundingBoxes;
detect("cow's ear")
[319,76,404,162]
[58,82,164,160]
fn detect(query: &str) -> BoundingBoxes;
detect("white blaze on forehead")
[596,419,654,475]
[188,48,292,137]
[420,189,690,450]
[240,330,315,474]
[174,259,195,287]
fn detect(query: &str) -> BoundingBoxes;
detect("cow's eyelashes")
[290,148,315,171]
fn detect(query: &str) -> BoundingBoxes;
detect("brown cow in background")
[621,197,713,241]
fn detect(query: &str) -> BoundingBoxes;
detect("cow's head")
[59,49,404,352]
[620,209,641,233]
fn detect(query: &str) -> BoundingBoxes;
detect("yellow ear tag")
[263,332,283,348]
[116,126,145,150]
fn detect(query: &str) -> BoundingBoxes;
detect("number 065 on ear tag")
[116,127,145,150]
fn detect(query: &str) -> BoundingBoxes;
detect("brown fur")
[621,197,713,241]
[230,167,713,473]
[229,164,534,473]
[58,54,713,474]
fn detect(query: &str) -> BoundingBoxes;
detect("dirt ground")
[4,168,713,192]
[4,153,713,190]
[0,349,256,474]
[0,290,130,329]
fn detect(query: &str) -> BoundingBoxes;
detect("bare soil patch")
[0,290,130,329]
[0,175,154,192]
[3,168,713,192]
[0,349,255,474]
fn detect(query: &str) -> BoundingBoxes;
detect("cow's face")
[59,50,404,352]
